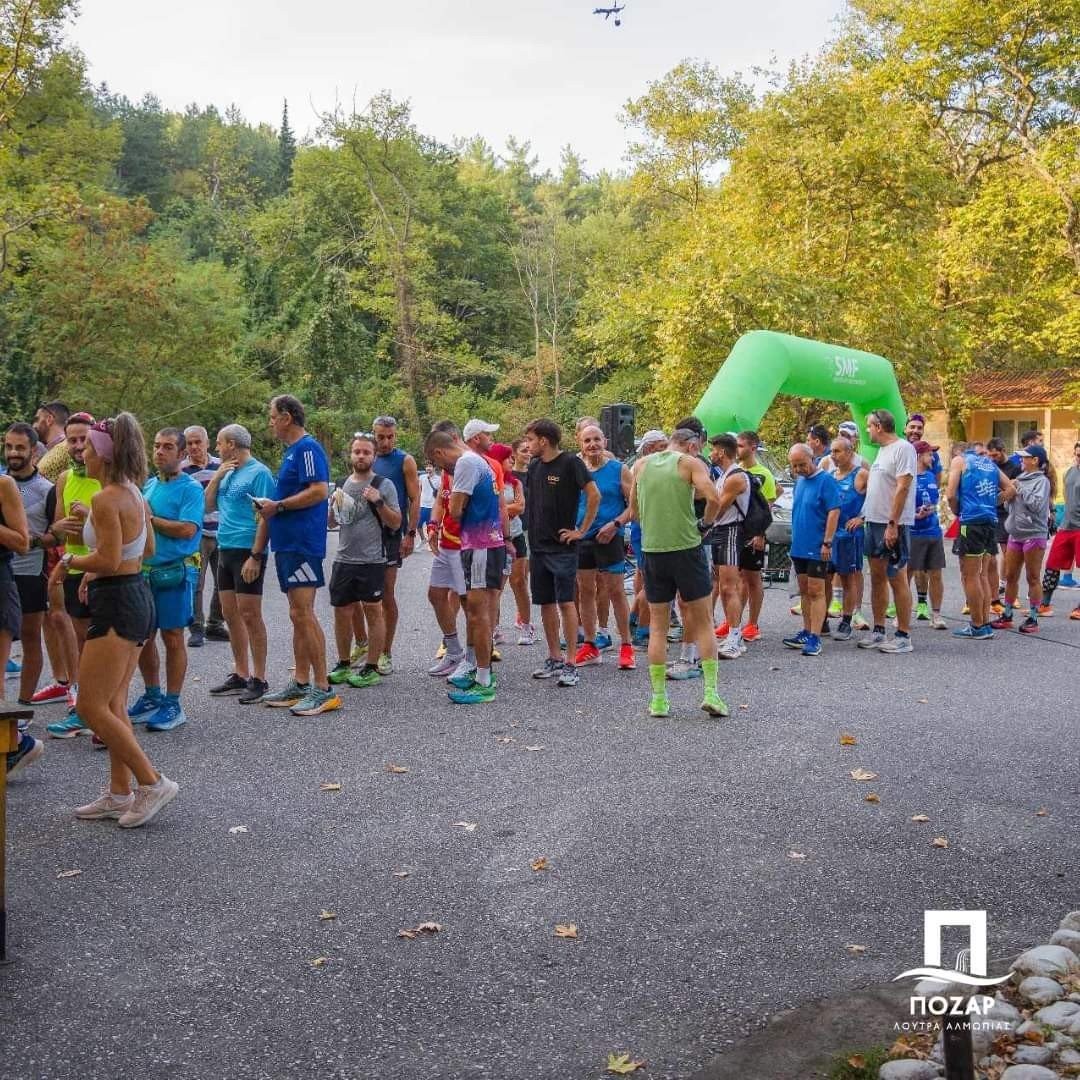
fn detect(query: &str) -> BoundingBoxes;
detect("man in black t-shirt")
[524,418,599,687]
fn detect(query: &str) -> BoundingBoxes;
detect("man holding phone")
[203,424,276,704]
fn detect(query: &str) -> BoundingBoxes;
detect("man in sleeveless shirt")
[630,428,727,719]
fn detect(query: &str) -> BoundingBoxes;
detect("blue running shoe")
[801,633,822,656]
[128,691,164,725]
[952,624,978,638]
[782,629,810,650]
[145,700,187,731]
[595,630,613,651]
[971,624,995,639]
[632,627,650,648]
[46,711,89,739]
[1061,573,1078,589]
[5,657,21,677]
[7,733,43,775]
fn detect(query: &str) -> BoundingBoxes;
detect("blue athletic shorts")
[831,532,864,575]
[150,568,196,631]
[274,551,325,592]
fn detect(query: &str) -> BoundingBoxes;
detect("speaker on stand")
[600,403,636,459]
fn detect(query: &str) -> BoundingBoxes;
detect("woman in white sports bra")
[57,414,180,829]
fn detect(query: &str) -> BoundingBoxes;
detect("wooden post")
[942,1019,975,1080]
[1,700,33,964]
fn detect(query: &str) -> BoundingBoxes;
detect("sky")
[68,0,848,175]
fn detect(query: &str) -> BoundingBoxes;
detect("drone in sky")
[593,3,626,26]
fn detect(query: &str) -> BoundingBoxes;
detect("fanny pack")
[143,555,199,591]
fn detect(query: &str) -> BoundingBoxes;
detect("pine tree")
[277,99,296,192]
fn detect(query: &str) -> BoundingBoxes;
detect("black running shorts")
[216,547,267,596]
[86,574,155,645]
[642,546,712,605]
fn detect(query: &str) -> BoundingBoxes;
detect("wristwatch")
[60,552,75,569]
[407,529,417,537]
[373,498,385,510]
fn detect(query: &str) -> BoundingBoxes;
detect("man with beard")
[44,412,100,738]
[4,423,57,706]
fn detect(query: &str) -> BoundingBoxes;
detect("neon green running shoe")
[916,600,930,621]
[649,693,670,718]
[448,680,496,705]
[701,691,730,718]
[350,639,369,664]
[328,662,352,685]
[828,598,842,617]
[886,601,897,618]
[347,667,381,689]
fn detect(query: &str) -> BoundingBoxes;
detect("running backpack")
[735,471,773,538]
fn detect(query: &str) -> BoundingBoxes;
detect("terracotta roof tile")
[965,369,1076,406]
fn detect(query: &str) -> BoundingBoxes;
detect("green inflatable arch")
[692,330,907,463]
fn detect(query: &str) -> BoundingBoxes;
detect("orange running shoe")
[741,623,761,643]
[617,643,636,670]
[574,642,602,666]
[714,622,730,639]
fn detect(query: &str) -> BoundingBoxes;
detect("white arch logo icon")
[893,910,1011,988]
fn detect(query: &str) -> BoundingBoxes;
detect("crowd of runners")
[3,396,1079,828]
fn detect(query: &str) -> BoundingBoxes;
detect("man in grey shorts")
[426,421,468,676]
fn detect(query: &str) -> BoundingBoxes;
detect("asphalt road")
[3,541,1079,1080]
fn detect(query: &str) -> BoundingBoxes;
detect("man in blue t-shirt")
[908,440,948,629]
[203,423,276,704]
[783,443,841,657]
[256,394,339,716]
[130,427,205,732]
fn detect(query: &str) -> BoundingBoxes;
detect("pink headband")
[88,422,114,462]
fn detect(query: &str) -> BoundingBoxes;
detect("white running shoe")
[931,614,948,630]
[118,775,179,829]
[718,637,742,660]
[428,652,464,676]
[447,656,475,684]
[75,787,134,820]
[516,623,537,646]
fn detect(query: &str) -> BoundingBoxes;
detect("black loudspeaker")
[601,403,636,459]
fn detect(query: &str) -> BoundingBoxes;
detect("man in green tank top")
[45,412,101,737]
[630,427,727,719]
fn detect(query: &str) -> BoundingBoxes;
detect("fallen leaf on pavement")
[846,944,867,955]
[849,768,878,781]
[392,870,411,878]
[318,910,337,921]
[839,733,857,746]
[228,825,249,834]
[847,1055,866,1069]
[56,869,82,879]
[554,923,578,939]
[787,851,806,861]
[496,737,513,744]
[398,922,442,940]
[450,821,477,832]
[931,836,948,848]
[525,745,545,752]
[606,1053,645,1074]
[385,764,409,774]
[1035,808,1049,817]
[911,814,930,822]
[738,704,749,710]
[531,856,550,872]
[309,956,329,968]
[320,782,342,792]
[864,793,881,804]
[916,697,929,704]
[1023,1028,1046,1045]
